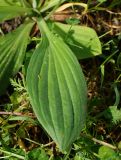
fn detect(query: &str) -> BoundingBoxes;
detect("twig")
[80,133,117,150]
[55,2,88,14]
[101,21,121,29]
[42,141,55,148]
[91,137,117,150]
[0,111,36,118]
[106,9,121,15]
[25,138,54,148]
[0,148,24,160]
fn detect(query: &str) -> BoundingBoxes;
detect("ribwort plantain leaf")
[0,22,34,94]
[27,18,87,152]
[0,5,32,22]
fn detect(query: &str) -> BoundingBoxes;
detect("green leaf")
[103,84,121,124]
[103,106,121,124]
[27,148,49,160]
[117,52,121,68]
[74,152,91,160]
[27,18,87,152]
[97,0,107,3]
[40,0,65,12]
[0,148,25,160]
[66,18,80,25]
[0,0,20,6]
[0,22,34,95]
[0,5,32,22]
[53,22,102,59]
[98,146,120,160]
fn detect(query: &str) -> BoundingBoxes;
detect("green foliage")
[0,1,32,22]
[117,52,121,68]
[0,0,102,153]
[98,146,121,160]
[26,148,49,160]
[0,0,21,6]
[74,153,91,160]
[27,17,87,152]
[97,0,107,3]
[40,0,65,12]
[0,22,34,94]
[53,22,101,59]
[103,83,121,125]
[103,106,121,125]
[73,136,99,160]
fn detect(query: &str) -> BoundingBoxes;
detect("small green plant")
[0,0,101,152]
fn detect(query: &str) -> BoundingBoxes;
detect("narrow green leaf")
[117,52,121,68]
[27,18,87,152]
[0,148,25,160]
[53,22,102,59]
[0,22,34,94]
[40,0,65,12]
[113,84,120,107]
[0,0,21,6]
[97,0,107,3]
[0,5,32,22]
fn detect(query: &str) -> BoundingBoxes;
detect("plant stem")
[25,138,54,148]
[0,156,11,159]
[0,148,25,159]
[49,154,54,160]
[63,148,71,160]
[0,111,36,118]
[42,141,54,148]
[80,133,117,150]
[45,0,63,20]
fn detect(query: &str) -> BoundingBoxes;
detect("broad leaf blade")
[0,22,34,94]
[0,6,32,22]
[53,22,102,59]
[27,18,87,152]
